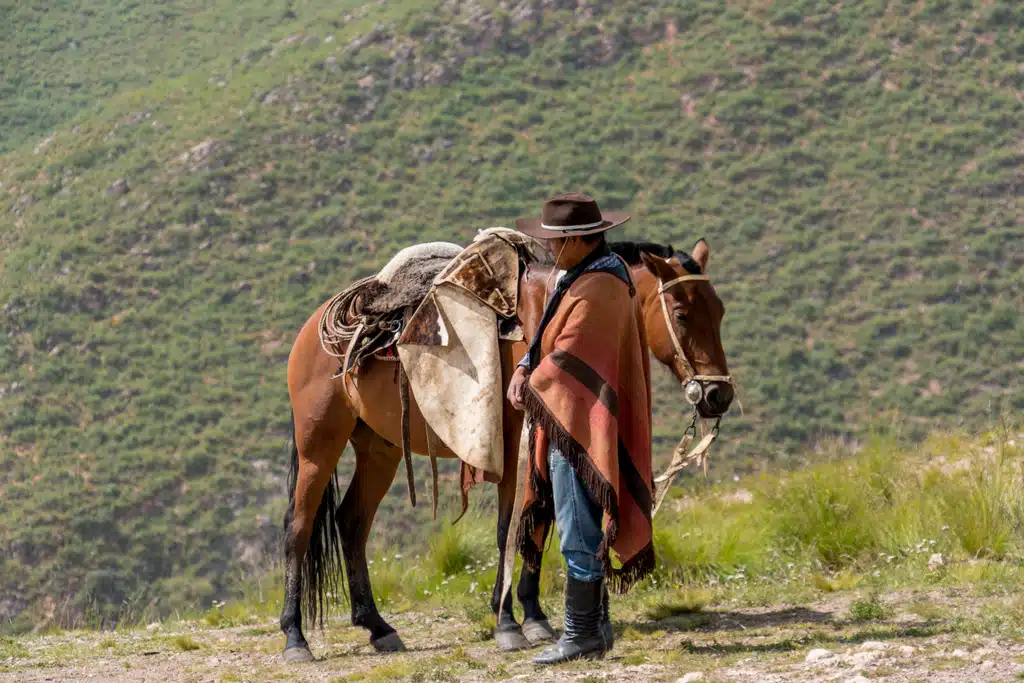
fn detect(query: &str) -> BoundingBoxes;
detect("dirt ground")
[3,591,1024,682]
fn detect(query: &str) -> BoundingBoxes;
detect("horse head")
[634,240,733,419]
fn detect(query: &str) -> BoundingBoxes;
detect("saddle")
[318,242,463,376]
[318,231,546,515]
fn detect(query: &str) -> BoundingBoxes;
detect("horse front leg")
[491,466,532,655]
[517,561,556,645]
[492,403,532,651]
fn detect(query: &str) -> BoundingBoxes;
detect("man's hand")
[507,366,529,411]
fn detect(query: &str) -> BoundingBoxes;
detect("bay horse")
[279,238,732,662]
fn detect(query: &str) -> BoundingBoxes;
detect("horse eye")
[674,311,688,324]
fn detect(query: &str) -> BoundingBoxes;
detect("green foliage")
[1,0,1021,628]
[764,441,899,566]
[202,601,257,629]
[0,0,369,152]
[429,524,487,580]
[0,636,29,659]
[849,594,888,622]
[650,426,1023,587]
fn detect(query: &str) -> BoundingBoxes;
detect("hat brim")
[514,212,630,239]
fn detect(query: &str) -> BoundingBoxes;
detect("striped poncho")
[517,251,655,591]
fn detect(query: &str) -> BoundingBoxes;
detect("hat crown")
[541,193,604,228]
[515,192,629,238]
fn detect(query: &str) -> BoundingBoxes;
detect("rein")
[651,272,733,517]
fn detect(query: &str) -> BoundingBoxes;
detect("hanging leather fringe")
[398,365,416,507]
[425,426,442,521]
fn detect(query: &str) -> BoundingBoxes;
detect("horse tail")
[284,410,346,628]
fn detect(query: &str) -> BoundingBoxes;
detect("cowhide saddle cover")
[400,228,542,348]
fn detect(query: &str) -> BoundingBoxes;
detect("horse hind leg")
[280,402,356,663]
[339,421,405,652]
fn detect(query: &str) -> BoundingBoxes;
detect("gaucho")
[507,193,655,664]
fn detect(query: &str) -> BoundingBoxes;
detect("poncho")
[518,255,655,591]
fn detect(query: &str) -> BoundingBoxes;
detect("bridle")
[656,272,733,407]
[650,270,735,516]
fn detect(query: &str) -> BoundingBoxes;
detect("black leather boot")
[601,583,613,651]
[532,577,606,665]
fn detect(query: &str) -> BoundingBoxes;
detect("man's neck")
[560,241,603,271]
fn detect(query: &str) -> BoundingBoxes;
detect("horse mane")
[609,240,703,274]
[608,241,675,265]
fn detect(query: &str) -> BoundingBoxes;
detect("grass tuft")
[810,570,863,592]
[172,635,202,652]
[849,594,888,622]
[429,525,485,579]
[645,587,712,620]
[0,637,29,659]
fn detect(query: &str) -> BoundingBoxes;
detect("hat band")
[540,219,605,232]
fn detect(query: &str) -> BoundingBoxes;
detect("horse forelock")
[673,251,704,275]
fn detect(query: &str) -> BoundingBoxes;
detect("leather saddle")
[319,243,463,377]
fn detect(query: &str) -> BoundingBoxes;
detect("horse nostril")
[704,383,734,414]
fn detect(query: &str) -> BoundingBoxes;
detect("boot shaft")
[532,577,607,665]
[564,576,604,637]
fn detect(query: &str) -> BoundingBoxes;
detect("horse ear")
[640,251,672,280]
[692,238,710,273]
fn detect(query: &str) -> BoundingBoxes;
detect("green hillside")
[0,0,372,152]
[1,0,1021,628]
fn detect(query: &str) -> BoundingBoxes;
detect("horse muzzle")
[684,379,734,418]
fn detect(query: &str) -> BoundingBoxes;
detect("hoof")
[522,619,557,646]
[495,626,531,652]
[371,631,406,653]
[282,646,315,664]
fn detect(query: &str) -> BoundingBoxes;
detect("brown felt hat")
[515,193,630,239]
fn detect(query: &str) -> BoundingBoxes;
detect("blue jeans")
[549,447,605,582]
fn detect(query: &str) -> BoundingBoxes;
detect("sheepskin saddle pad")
[363,242,464,314]
[320,242,463,372]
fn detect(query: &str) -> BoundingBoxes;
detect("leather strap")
[398,365,417,508]
[651,272,732,516]
[659,273,711,292]
[425,426,442,521]
[652,429,718,517]
[657,277,732,386]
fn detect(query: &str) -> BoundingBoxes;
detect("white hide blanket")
[397,233,519,478]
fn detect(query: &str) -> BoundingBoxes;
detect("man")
[508,193,654,664]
